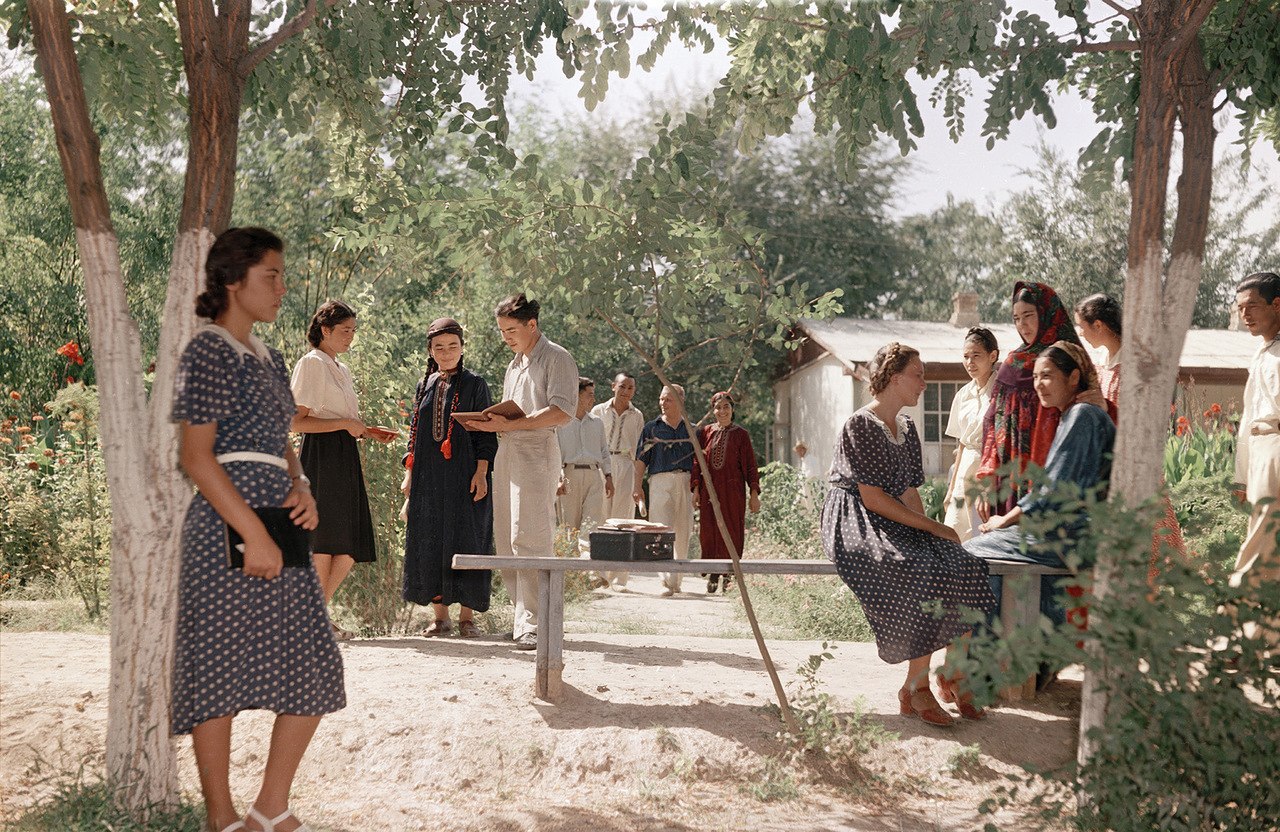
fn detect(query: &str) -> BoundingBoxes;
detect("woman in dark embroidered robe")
[401,318,498,637]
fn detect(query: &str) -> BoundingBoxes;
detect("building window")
[923,382,966,444]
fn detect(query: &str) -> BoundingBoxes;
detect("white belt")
[215,452,289,471]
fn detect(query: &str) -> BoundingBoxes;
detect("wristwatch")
[292,473,311,487]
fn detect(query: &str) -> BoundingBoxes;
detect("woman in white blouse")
[943,327,1000,541]
[291,301,393,637]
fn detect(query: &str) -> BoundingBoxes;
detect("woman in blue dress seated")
[964,341,1116,625]
[822,343,998,728]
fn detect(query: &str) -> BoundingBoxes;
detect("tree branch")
[1100,0,1138,22]
[236,0,327,79]
[1071,39,1140,53]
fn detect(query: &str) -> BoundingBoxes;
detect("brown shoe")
[937,673,986,721]
[899,686,954,727]
[422,619,453,637]
[457,619,481,638]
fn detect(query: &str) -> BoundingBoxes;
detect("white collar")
[202,323,270,362]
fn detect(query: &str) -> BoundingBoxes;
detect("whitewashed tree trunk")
[31,0,322,814]
[1078,2,1217,775]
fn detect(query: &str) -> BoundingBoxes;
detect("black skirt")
[299,430,376,563]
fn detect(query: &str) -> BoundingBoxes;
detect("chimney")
[949,291,980,328]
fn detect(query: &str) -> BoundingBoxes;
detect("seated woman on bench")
[822,342,998,728]
[964,341,1115,624]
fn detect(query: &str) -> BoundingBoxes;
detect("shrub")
[778,643,896,787]
[1,383,110,619]
[753,461,826,557]
[965,489,1280,832]
[1169,474,1249,568]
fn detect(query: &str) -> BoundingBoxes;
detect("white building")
[772,294,1258,479]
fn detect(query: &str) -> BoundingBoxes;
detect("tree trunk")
[29,0,182,809]
[32,0,268,815]
[1078,0,1217,774]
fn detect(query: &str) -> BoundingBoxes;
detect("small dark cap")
[427,317,464,340]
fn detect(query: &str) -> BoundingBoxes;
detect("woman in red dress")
[692,392,761,594]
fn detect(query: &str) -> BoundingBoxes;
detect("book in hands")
[453,399,526,423]
[365,426,400,442]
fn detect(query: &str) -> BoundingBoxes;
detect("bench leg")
[998,574,1040,702]
[535,570,564,702]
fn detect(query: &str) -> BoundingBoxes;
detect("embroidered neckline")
[708,423,735,470]
[431,375,451,443]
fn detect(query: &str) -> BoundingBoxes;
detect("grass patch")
[9,766,204,832]
[735,568,874,642]
[743,757,800,803]
[0,575,109,633]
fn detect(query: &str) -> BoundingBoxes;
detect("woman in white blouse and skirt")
[291,301,392,637]
[943,327,999,542]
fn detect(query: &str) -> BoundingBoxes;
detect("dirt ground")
[1,574,1081,831]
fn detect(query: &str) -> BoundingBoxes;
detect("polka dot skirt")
[821,409,997,665]
[169,330,345,735]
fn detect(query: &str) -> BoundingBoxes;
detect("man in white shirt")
[463,294,577,650]
[1230,271,1280,646]
[557,377,613,537]
[591,372,644,590]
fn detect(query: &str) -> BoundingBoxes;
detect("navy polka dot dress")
[169,327,346,736]
[821,408,997,664]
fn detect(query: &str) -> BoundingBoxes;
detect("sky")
[502,12,1280,221]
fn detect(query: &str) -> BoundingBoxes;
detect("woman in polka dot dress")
[821,342,998,728]
[171,227,345,832]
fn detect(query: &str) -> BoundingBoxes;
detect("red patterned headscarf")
[1005,282,1080,370]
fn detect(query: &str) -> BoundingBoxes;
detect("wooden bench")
[451,555,1070,702]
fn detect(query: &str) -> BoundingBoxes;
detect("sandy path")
[1,577,1079,831]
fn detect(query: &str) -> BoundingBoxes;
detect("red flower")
[27,461,39,470]
[1203,409,1213,420]
[1176,416,1190,436]
[56,342,85,365]
[8,391,19,401]
[1210,403,1222,415]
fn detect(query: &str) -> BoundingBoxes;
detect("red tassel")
[441,438,452,460]
[405,452,414,470]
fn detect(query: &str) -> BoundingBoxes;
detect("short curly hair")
[867,342,921,396]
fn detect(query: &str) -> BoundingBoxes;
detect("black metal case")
[588,529,675,561]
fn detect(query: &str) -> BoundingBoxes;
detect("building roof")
[797,317,1261,372]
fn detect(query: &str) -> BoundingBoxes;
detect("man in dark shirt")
[633,384,695,595]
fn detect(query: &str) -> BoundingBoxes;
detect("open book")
[452,399,526,423]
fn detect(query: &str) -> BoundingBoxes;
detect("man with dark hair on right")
[463,293,578,650]
[1231,271,1280,647]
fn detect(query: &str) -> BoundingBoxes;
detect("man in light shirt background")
[556,377,614,550]
[591,371,644,590]
[1230,271,1280,647]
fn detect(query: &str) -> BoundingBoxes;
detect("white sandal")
[213,822,246,832]
[246,806,311,832]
